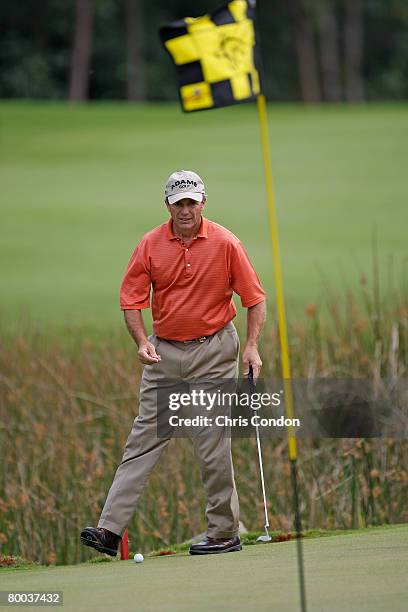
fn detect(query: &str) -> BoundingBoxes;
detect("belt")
[182,336,209,344]
[159,324,230,344]
[158,332,217,344]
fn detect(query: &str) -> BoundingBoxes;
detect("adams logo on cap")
[169,179,198,191]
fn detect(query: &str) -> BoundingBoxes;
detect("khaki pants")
[98,321,240,539]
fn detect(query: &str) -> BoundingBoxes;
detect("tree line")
[1,0,407,102]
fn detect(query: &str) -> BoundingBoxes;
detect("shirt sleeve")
[120,239,151,310]
[229,241,266,307]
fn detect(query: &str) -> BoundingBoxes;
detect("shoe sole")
[189,544,242,555]
[80,532,118,557]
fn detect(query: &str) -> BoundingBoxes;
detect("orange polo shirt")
[120,217,265,341]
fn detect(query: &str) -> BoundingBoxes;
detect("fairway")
[1,102,407,332]
[2,526,407,611]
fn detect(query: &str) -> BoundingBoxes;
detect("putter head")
[256,534,272,543]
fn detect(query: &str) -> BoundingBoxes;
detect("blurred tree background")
[0,0,407,103]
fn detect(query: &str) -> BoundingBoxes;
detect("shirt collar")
[166,216,208,241]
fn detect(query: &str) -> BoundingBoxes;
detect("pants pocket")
[217,326,239,356]
[149,334,161,350]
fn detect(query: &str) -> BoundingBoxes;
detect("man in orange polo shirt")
[81,170,266,556]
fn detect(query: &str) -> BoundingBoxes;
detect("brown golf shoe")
[80,526,121,557]
[189,535,242,555]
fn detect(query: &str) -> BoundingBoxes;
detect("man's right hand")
[123,311,162,365]
[137,341,161,365]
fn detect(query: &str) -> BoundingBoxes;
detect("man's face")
[166,197,206,232]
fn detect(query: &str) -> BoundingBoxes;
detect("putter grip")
[248,364,256,393]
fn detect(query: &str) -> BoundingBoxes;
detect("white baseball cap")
[165,170,206,204]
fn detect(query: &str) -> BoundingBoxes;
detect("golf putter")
[248,365,272,543]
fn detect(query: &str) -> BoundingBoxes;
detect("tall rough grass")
[0,281,407,565]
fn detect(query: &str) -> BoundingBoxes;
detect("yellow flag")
[160,0,262,112]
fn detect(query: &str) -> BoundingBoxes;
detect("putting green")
[2,525,407,611]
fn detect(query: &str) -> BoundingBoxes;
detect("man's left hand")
[242,343,262,383]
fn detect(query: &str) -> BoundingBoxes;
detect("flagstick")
[256,93,307,612]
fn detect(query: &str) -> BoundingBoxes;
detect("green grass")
[0,102,407,332]
[1,525,407,611]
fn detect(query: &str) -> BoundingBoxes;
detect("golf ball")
[133,553,144,563]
